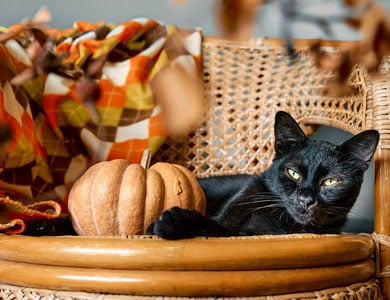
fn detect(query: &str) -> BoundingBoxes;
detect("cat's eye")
[322,178,339,186]
[287,168,300,181]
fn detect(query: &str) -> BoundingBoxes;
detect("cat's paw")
[146,206,203,240]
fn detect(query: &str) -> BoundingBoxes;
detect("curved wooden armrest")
[0,234,376,297]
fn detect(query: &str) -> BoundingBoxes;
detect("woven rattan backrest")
[153,37,376,178]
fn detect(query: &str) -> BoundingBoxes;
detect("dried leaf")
[310,0,390,96]
[86,54,108,78]
[10,68,35,85]
[0,28,23,43]
[25,39,43,62]
[28,27,49,46]
[325,53,358,97]
[345,17,361,29]
[75,78,101,103]
[311,42,348,71]
[335,53,354,81]
[56,62,84,80]
[39,49,68,73]
[324,79,357,97]
[217,0,264,41]
[74,78,102,125]
[344,0,390,72]
[152,63,205,136]
[316,53,343,72]
[31,6,52,24]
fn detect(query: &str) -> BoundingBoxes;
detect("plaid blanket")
[0,18,202,234]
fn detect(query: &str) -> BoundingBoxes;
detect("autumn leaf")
[308,0,390,96]
[217,0,264,41]
[344,0,390,72]
[152,62,205,136]
[30,6,52,25]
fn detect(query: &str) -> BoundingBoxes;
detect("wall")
[2,0,389,38]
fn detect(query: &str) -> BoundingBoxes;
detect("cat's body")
[147,111,379,240]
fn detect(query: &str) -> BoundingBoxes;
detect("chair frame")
[0,36,389,299]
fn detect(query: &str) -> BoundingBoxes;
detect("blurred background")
[2,0,389,232]
[1,0,389,38]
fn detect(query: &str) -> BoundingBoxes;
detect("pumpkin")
[68,158,206,236]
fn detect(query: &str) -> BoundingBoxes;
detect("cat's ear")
[339,130,379,168]
[274,111,307,156]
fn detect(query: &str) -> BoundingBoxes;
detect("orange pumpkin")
[68,159,206,236]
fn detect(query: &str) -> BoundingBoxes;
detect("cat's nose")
[296,192,317,210]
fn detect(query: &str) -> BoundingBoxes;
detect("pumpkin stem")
[140,149,151,169]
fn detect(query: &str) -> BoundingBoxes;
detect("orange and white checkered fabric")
[0,18,202,233]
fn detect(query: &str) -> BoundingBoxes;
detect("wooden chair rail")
[0,36,389,299]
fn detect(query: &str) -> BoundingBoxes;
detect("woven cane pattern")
[371,57,390,149]
[0,280,381,300]
[0,36,388,299]
[154,38,371,177]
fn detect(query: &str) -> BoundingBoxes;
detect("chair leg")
[374,149,390,299]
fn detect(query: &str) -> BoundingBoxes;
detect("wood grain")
[0,258,375,296]
[0,234,374,270]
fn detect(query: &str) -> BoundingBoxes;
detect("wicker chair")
[0,37,389,299]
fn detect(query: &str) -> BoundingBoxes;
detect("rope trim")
[373,232,390,278]
[0,280,382,299]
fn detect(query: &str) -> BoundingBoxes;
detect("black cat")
[147,111,379,239]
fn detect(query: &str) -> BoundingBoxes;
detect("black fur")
[147,111,379,239]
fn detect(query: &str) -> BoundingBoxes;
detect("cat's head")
[270,111,379,232]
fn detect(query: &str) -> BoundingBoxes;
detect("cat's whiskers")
[245,203,285,213]
[323,206,350,217]
[234,193,281,207]
[236,193,280,201]
[340,209,360,219]
[309,219,322,228]
[231,192,286,215]
[279,211,286,224]
[234,199,281,206]
[268,208,281,221]
[313,206,352,224]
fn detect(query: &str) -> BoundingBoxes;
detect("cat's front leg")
[146,206,238,239]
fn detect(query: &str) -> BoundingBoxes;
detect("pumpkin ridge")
[91,159,129,236]
[89,162,107,236]
[143,168,165,233]
[68,179,86,235]
[117,163,146,235]
[69,162,108,235]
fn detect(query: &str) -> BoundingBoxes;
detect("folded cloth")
[0,18,202,234]
[0,193,61,234]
